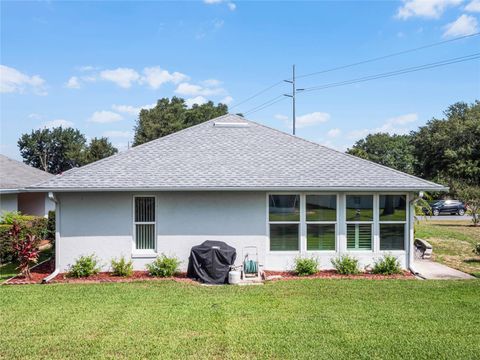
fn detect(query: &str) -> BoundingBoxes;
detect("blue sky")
[1,0,479,160]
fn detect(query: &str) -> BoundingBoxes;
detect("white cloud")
[140,66,189,89]
[202,79,222,87]
[88,110,123,123]
[347,113,418,140]
[274,114,289,121]
[175,82,225,96]
[103,130,134,138]
[77,65,98,72]
[220,95,233,105]
[185,96,208,107]
[327,128,341,138]
[465,0,480,11]
[203,0,236,11]
[65,76,81,89]
[112,103,156,116]
[28,113,43,120]
[43,119,74,129]
[100,68,140,88]
[443,14,479,37]
[296,112,330,128]
[0,65,47,95]
[396,0,463,19]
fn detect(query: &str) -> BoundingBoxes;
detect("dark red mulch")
[264,270,414,280]
[52,271,195,284]
[5,258,55,285]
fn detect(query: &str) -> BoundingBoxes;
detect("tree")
[452,182,480,226]
[18,128,118,174]
[18,127,87,174]
[84,137,118,164]
[347,133,415,174]
[411,101,480,185]
[133,97,228,146]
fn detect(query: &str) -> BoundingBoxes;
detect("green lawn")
[416,220,480,277]
[1,280,479,359]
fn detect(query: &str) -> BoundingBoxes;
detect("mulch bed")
[5,258,414,285]
[264,270,414,280]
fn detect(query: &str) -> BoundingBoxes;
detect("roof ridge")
[244,118,444,189]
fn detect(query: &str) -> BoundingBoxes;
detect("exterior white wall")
[56,191,410,273]
[0,193,18,213]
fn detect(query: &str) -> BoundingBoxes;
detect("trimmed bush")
[47,210,56,241]
[294,257,319,276]
[372,255,403,275]
[146,254,180,277]
[67,254,100,278]
[331,255,360,275]
[0,224,14,264]
[111,256,133,277]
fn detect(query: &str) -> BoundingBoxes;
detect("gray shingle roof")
[29,114,446,192]
[0,154,54,191]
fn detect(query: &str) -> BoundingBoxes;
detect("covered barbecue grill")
[187,240,236,284]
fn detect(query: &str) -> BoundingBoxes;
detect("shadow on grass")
[464,258,480,263]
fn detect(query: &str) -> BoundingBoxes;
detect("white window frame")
[132,195,157,256]
[378,193,408,253]
[267,193,301,253]
[305,193,338,253]
[345,193,374,252]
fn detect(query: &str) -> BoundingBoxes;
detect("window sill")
[132,252,158,259]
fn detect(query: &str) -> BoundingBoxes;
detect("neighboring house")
[29,114,446,273]
[0,154,55,217]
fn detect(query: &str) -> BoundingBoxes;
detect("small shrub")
[146,254,180,277]
[372,255,403,275]
[473,243,480,256]
[294,256,318,276]
[111,256,133,277]
[0,224,14,264]
[68,254,100,278]
[331,255,360,275]
[47,210,56,241]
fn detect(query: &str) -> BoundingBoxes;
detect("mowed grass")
[416,220,480,277]
[1,280,479,360]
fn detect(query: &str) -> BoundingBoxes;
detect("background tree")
[133,97,228,146]
[411,101,480,186]
[18,128,117,174]
[84,137,118,164]
[347,133,415,174]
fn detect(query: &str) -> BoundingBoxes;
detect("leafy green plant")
[0,224,14,264]
[47,210,56,241]
[473,243,480,256]
[111,256,133,277]
[67,254,100,278]
[331,255,360,275]
[294,256,318,276]
[372,255,403,275]
[146,254,180,277]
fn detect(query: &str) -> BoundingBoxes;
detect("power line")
[230,80,284,110]
[296,32,480,80]
[301,53,480,92]
[243,96,287,116]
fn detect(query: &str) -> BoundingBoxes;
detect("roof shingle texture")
[0,155,53,190]
[30,114,445,191]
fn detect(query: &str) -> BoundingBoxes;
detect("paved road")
[416,215,473,221]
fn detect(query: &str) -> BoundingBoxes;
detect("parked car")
[423,200,467,216]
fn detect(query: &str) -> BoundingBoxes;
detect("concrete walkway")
[412,260,476,280]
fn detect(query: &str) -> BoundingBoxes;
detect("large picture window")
[306,195,336,251]
[379,195,406,250]
[269,195,299,251]
[346,195,373,250]
[134,196,156,251]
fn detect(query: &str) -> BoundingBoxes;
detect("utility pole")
[284,65,303,135]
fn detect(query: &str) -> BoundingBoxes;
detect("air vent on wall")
[213,122,249,128]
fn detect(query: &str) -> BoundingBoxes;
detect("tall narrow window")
[134,196,156,251]
[269,195,299,251]
[379,195,406,250]
[306,195,336,251]
[346,195,373,250]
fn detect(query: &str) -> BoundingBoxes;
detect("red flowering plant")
[10,222,40,279]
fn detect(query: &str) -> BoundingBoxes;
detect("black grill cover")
[187,241,236,284]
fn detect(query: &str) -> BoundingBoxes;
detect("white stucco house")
[29,114,446,273]
[0,154,55,217]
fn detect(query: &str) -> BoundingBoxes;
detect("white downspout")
[408,191,424,277]
[43,192,60,283]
